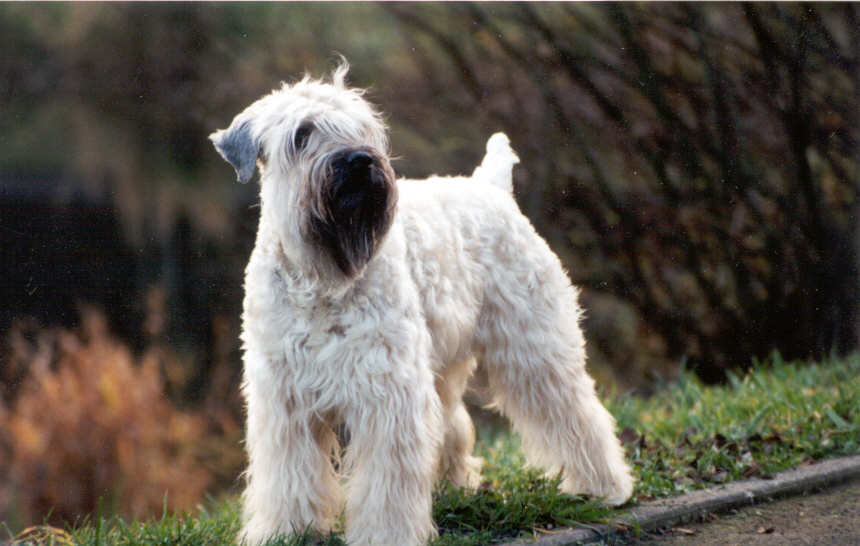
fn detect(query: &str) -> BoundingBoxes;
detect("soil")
[612,478,860,546]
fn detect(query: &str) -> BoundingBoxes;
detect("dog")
[210,63,634,546]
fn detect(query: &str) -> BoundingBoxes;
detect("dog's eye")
[293,123,313,153]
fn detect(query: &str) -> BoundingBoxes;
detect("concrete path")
[508,454,860,546]
[622,478,860,545]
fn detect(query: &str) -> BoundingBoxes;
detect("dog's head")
[211,63,397,282]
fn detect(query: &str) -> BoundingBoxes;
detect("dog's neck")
[252,213,360,304]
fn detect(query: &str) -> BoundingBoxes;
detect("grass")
[6,500,339,546]
[6,353,859,546]
[431,436,617,545]
[9,443,614,546]
[611,353,860,500]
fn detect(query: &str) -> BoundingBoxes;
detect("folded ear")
[209,121,259,183]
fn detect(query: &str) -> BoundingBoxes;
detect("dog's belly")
[420,272,480,367]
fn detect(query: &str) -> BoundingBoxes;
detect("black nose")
[346,150,374,168]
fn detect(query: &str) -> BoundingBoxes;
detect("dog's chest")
[253,286,364,375]
[243,256,431,396]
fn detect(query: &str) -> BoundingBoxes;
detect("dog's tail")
[472,133,520,194]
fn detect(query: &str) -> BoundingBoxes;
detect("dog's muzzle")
[328,148,387,211]
[311,146,397,278]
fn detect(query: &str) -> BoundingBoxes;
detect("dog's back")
[389,143,560,371]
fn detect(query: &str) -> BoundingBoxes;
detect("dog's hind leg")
[476,235,634,506]
[435,357,483,489]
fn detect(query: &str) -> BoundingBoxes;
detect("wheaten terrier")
[210,63,633,546]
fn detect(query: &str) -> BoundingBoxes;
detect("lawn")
[612,353,860,500]
[7,354,859,546]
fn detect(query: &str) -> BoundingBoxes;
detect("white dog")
[210,63,633,546]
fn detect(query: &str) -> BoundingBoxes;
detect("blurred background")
[1,1,858,532]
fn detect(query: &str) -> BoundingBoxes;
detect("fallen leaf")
[764,432,784,444]
[757,525,775,534]
[12,526,75,545]
[674,527,696,535]
[618,427,646,448]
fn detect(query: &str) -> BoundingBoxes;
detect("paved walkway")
[509,454,860,546]
[618,478,860,546]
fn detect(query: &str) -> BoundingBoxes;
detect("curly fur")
[210,63,634,546]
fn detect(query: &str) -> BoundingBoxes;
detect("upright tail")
[472,133,520,194]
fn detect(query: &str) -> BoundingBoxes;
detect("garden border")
[509,454,860,545]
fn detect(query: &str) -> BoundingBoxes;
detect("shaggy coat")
[211,64,634,546]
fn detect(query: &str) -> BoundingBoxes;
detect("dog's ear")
[210,121,259,183]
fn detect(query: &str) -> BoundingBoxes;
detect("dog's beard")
[309,147,397,279]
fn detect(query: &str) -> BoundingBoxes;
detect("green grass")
[8,499,344,546]
[5,436,615,546]
[8,354,860,546]
[431,435,617,545]
[610,353,860,500]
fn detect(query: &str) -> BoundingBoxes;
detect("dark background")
[1,2,858,530]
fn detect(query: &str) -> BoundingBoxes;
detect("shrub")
[1,309,213,529]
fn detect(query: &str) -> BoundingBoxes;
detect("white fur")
[212,66,634,546]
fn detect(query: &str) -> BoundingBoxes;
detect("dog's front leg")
[240,382,340,545]
[342,373,442,546]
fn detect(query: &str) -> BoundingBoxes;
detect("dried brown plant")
[1,308,214,528]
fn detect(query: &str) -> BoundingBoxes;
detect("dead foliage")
[0,309,224,528]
